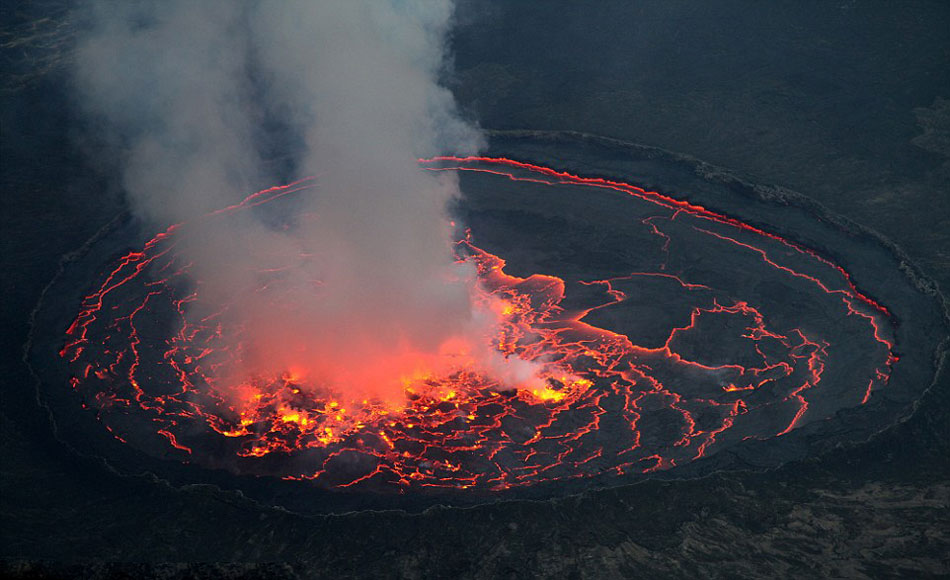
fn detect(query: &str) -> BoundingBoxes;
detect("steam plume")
[72,1,531,404]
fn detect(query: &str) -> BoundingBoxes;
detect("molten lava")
[59,157,896,492]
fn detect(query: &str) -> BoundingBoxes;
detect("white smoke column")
[240,1,494,401]
[72,1,262,225]
[73,1,536,404]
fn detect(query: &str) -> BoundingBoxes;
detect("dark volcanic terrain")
[2,1,949,578]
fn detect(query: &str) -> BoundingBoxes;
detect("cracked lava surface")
[56,156,896,492]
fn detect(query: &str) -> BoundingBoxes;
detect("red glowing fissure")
[59,156,896,491]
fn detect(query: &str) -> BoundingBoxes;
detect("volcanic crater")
[28,133,948,514]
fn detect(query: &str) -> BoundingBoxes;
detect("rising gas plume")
[71,1,538,405]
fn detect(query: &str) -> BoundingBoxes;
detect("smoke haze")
[71,1,530,404]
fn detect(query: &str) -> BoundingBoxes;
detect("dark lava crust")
[25,132,950,516]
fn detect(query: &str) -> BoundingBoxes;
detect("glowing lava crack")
[58,157,896,492]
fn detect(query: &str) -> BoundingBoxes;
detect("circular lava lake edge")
[25,131,950,515]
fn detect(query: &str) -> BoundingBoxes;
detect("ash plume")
[71,1,535,404]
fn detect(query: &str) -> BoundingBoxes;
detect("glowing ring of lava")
[56,156,897,493]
